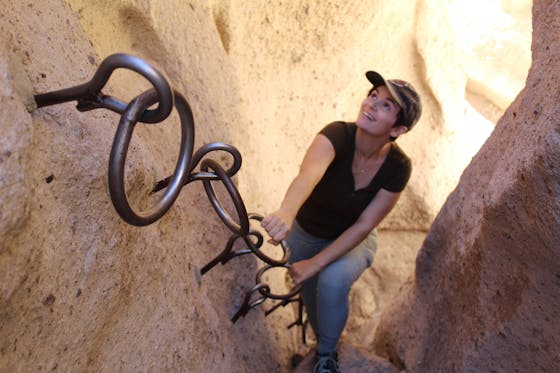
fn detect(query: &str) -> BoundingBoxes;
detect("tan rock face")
[0,0,537,371]
[1,1,295,371]
[373,1,560,372]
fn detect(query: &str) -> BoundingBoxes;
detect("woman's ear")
[390,125,408,139]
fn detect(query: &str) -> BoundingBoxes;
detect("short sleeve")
[382,149,412,192]
[318,121,349,155]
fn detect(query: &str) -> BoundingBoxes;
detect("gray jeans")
[287,221,377,354]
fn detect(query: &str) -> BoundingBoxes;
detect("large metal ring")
[256,264,302,300]
[201,159,249,235]
[108,89,194,226]
[34,53,173,124]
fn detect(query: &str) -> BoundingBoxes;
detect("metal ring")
[34,53,173,124]
[151,142,242,194]
[200,230,263,276]
[243,213,291,265]
[231,283,271,323]
[108,89,194,226]
[188,142,242,182]
[256,264,302,300]
[201,159,249,235]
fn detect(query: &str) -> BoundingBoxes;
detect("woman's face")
[356,85,402,137]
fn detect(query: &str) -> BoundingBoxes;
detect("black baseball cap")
[366,71,422,130]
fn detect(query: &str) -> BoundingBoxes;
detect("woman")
[262,71,422,373]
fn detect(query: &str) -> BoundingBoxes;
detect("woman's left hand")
[288,258,322,285]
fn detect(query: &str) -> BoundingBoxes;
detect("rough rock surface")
[0,0,534,372]
[1,1,294,372]
[373,0,560,372]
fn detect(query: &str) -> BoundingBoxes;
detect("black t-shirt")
[296,121,411,239]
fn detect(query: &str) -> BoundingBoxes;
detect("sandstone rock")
[373,1,560,371]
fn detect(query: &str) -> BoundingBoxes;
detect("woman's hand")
[261,208,294,245]
[288,258,322,285]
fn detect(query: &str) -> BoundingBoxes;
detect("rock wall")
[0,0,534,372]
[373,0,559,371]
[1,1,296,372]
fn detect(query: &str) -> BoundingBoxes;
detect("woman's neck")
[355,128,391,159]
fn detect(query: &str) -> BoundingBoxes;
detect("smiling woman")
[261,70,421,372]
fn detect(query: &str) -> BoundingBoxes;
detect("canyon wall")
[1,1,294,371]
[373,0,559,372]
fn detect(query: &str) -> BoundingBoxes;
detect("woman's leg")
[314,230,378,354]
[287,221,332,337]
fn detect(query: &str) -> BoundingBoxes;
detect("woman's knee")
[317,251,370,291]
[356,230,378,267]
[316,264,354,295]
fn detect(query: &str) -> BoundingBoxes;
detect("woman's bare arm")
[261,134,335,243]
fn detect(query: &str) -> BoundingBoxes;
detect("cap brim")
[365,71,386,87]
[365,71,403,108]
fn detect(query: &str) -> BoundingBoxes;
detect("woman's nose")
[370,101,380,111]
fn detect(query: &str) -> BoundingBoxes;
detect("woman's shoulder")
[380,143,412,192]
[388,143,412,170]
[320,120,352,131]
[319,121,355,153]
[319,121,355,139]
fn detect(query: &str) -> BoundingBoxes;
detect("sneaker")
[313,352,340,373]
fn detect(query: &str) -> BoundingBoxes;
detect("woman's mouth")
[363,111,375,121]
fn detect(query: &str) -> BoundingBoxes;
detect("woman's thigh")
[287,221,333,263]
[318,230,378,290]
